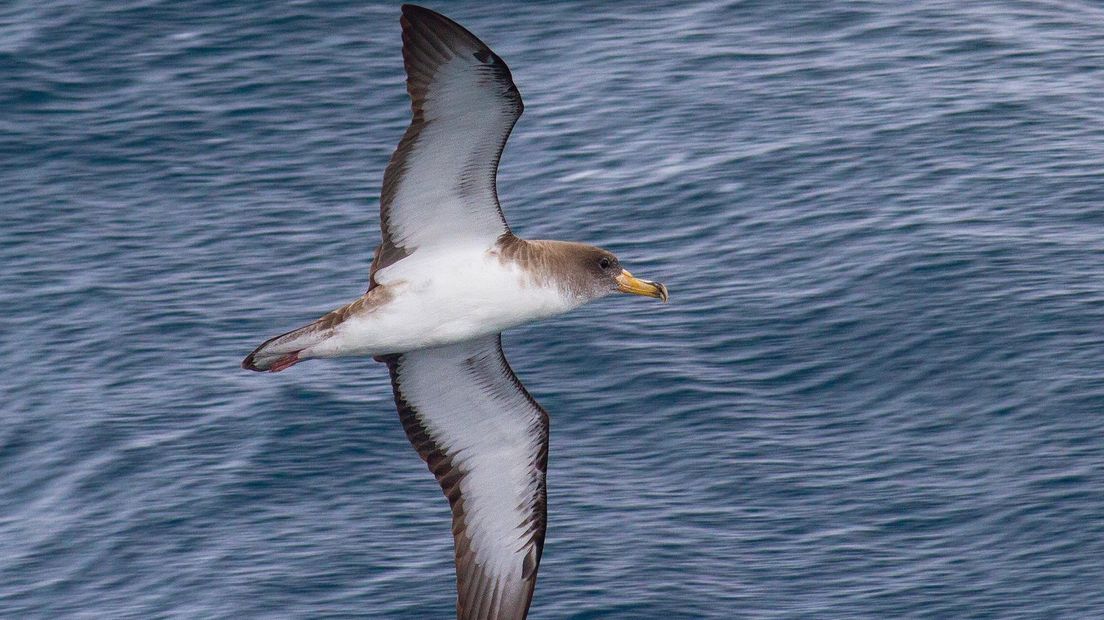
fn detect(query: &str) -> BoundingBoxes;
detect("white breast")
[305,247,583,359]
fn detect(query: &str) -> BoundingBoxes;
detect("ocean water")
[3,0,1104,617]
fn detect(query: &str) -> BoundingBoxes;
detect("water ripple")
[3,0,1104,617]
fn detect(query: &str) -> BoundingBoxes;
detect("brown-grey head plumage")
[497,235,669,302]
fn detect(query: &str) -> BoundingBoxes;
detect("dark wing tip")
[400,5,478,43]
[398,4,523,115]
[400,4,479,52]
[400,4,436,20]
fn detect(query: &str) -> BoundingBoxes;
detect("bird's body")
[331,244,575,355]
[248,239,596,369]
[242,5,667,618]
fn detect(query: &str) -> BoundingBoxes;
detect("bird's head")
[565,244,669,303]
[497,237,668,304]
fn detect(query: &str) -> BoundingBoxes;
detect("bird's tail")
[242,320,330,372]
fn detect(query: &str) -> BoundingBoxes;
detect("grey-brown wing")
[381,334,548,619]
[371,5,523,288]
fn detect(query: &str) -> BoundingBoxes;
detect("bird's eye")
[599,257,611,269]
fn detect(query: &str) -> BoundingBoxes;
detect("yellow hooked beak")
[615,269,669,303]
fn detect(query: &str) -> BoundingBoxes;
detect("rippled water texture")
[3,1,1104,617]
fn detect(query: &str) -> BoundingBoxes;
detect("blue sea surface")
[3,1,1104,617]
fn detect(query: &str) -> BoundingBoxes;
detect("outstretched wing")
[371,5,524,287]
[381,334,548,620]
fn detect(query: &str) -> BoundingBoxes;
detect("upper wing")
[371,5,524,286]
[381,334,548,620]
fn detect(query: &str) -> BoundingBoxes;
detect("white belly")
[305,249,581,358]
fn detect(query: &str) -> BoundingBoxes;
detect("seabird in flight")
[243,5,667,619]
